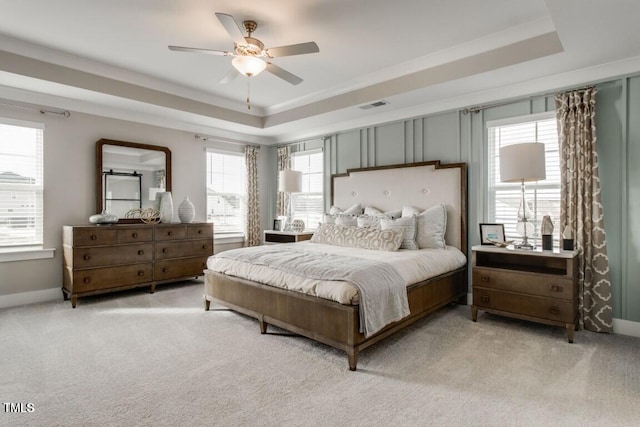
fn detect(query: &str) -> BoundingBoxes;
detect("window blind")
[487,115,561,246]
[0,119,44,249]
[206,150,246,234]
[292,150,323,230]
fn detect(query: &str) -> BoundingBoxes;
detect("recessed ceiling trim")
[0,49,263,129]
[264,32,563,128]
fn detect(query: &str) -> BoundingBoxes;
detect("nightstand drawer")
[473,267,574,299]
[473,288,576,323]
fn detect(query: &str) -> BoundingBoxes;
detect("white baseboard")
[0,287,60,309]
[464,292,640,338]
[612,318,640,338]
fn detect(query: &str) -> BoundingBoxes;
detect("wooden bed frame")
[204,161,468,370]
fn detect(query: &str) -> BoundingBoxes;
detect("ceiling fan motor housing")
[236,36,264,56]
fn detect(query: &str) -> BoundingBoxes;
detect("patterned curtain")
[555,87,612,333]
[276,146,291,217]
[244,146,261,247]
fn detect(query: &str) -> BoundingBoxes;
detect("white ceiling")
[1,0,640,144]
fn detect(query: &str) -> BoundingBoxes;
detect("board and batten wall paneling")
[624,76,640,321]
[595,80,626,320]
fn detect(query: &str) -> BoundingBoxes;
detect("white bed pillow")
[329,203,363,216]
[310,223,403,251]
[402,204,447,249]
[335,214,357,227]
[356,214,384,229]
[379,216,419,250]
[364,206,402,219]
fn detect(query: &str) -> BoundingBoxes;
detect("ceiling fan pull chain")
[246,77,251,110]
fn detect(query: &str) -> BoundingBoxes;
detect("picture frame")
[479,223,505,245]
[273,219,282,231]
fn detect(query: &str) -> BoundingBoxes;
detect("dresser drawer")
[154,257,208,281]
[187,224,213,239]
[73,228,117,247]
[473,288,576,323]
[117,227,153,243]
[71,263,153,293]
[70,243,153,268]
[473,267,574,299]
[154,226,187,241]
[155,239,213,260]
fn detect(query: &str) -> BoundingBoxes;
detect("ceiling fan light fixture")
[232,56,266,77]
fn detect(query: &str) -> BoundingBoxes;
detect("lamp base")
[514,241,535,250]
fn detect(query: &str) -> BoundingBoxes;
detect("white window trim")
[0,117,45,253]
[205,148,246,236]
[0,247,55,262]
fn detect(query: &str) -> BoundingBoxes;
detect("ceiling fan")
[168,12,319,87]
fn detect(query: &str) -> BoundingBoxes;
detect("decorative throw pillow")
[335,214,357,227]
[401,204,447,249]
[323,213,336,224]
[329,203,363,216]
[310,223,403,251]
[379,216,419,250]
[357,214,384,229]
[364,206,402,219]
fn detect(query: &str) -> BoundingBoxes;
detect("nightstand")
[263,230,314,244]
[471,245,579,342]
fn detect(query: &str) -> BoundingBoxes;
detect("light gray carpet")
[1,280,639,427]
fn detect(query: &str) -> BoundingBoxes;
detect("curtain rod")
[278,135,330,148]
[461,85,596,115]
[0,99,71,117]
[194,134,260,149]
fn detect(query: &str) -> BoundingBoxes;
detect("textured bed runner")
[214,245,409,337]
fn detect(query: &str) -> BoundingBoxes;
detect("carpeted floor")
[1,280,639,426]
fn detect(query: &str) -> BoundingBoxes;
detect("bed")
[204,160,468,370]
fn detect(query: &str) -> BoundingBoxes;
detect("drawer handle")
[91,235,97,240]
[481,295,490,303]
[550,284,563,292]
[83,277,91,284]
[138,250,144,255]
[481,275,490,282]
[198,229,203,234]
[138,270,145,277]
[162,267,169,273]
[132,232,138,238]
[202,244,207,250]
[167,231,173,236]
[162,248,168,253]
[83,254,91,261]
[550,306,560,315]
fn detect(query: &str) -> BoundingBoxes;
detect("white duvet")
[206,241,467,305]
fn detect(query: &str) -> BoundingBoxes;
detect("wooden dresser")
[471,245,579,342]
[62,222,213,307]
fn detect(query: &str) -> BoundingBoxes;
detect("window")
[292,150,323,230]
[0,119,44,250]
[206,150,246,234]
[487,113,561,245]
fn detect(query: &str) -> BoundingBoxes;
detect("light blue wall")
[282,74,640,322]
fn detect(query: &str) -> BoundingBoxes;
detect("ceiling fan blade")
[168,45,232,56]
[215,12,247,46]
[265,42,319,58]
[265,62,303,85]
[220,68,240,84]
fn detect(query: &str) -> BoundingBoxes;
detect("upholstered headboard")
[331,161,467,253]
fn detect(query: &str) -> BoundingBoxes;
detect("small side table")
[471,244,579,342]
[263,230,314,244]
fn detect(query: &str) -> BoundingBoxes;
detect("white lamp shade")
[499,142,546,183]
[232,56,267,77]
[278,169,302,193]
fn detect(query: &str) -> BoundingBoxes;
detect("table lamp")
[278,169,302,231]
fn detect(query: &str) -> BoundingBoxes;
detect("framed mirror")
[95,139,171,222]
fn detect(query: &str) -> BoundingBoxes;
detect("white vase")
[158,192,174,223]
[178,196,195,223]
